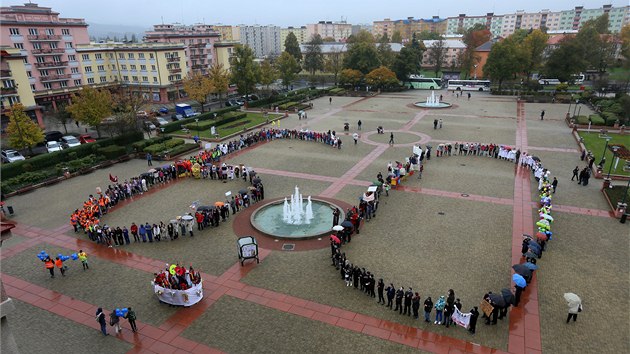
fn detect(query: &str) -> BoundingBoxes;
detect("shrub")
[555,83,569,92]
[278,102,298,110]
[601,112,619,126]
[576,115,590,124]
[167,143,199,157]
[1,170,58,193]
[97,145,127,160]
[131,136,172,151]
[182,120,216,131]
[165,138,185,149]
[588,114,606,125]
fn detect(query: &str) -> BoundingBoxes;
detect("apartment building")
[421,39,466,69]
[0,2,89,112]
[280,26,308,48]
[1,47,43,130]
[373,19,395,39]
[212,24,240,42]
[372,17,446,43]
[76,42,188,103]
[306,21,352,42]
[239,25,281,58]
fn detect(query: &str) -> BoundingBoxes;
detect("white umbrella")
[539,214,554,221]
[332,225,344,231]
[564,293,581,307]
[362,193,375,202]
[181,215,194,221]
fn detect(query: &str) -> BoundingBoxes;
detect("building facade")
[372,17,446,42]
[372,18,395,39]
[1,47,43,131]
[280,26,308,48]
[76,42,188,103]
[0,2,89,112]
[421,39,466,69]
[212,24,240,42]
[239,25,281,58]
[306,21,352,42]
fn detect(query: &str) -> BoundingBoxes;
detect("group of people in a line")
[41,250,89,278]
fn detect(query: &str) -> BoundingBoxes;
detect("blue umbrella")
[523,262,538,270]
[512,273,527,288]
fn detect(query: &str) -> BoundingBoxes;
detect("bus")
[447,79,491,91]
[405,76,443,90]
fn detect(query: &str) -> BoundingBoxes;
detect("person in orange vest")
[43,257,55,278]
[55,257,66,276]
[70,210,79,232]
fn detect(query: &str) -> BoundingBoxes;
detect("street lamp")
[473,65,478,80]
[599,136,611,166]
[606,146,619,179]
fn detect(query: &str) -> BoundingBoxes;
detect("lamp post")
[473,65,478,80]
[573,99,579,117]
[606,146,619,179]
[160,127,166,157]
[599,137,611,166]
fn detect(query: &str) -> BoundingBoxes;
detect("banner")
[480,300,494,317]
[451,306,471,329]
[153,281,203,306]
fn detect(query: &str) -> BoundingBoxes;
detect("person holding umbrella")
[512,273,527,307]
[565,293,582,323]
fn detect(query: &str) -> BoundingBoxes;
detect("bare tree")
[427,39,447,77]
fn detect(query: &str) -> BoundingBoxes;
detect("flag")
[451,306,471,328]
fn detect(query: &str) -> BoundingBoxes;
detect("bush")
[167,143,199,157]
[161,106,240,133]
[165,138,185,149]
[143,139,184,154]
[278,102,298,110]
[601,112,619,126]
[97,145,127,160]
[131,136,172,151]
[1,170,58,193]
[182,120,216,131]
[589,114,606,125]
[576,115,590,124]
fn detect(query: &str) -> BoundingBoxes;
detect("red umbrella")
[330,235,341,244]
[536,232,548,241]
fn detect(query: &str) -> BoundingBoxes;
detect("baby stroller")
[377,126,384,134]
[343,123,349,132]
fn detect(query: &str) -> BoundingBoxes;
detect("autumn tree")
[483,37,525,91]
[182,72,214,113]
[54,103,72,134]
[284,32,302,66]
[392,34,425,80]
[344,31,380,74]
[365,66,399,89]
[621,24,630,65]
[66,86,112,138]
[522,29,549,80]
[427,39,447,77]
[230,45,260,98]
[459,24,491,79]
[325,47,344,85]
[275,51,300,89]
[109,91,146,135]
[339,69,363,88]
[6,103,44,154]
[303,34,325,79]
[391,31,403,44]
[208,63,230,107]
[258,59,278,92]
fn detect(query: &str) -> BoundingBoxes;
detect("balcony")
[27,34,62,41]
[0,70,12,78]
[40,74,71,82]
[32,48,66,55]
[0,87,18,95]
[166,56,180,62]
[168,68,182,73]
[35,61,69,69]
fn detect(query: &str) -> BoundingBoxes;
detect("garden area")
[579,131,630,177]
[604,185,630,208]
[170,112,281,139]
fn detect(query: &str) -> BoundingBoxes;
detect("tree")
[55,103,72,134]
[284,32,302,66]
[344,32,381,74]
[182,72,214,113]
[325,47,344,85]
[276,52,300,89]
[303,34,325,79]
[391,35,424,80]
[365,66,398,89]
[545,37,586,82]
[208,63,230,107]
[110,90,146,135]
[415,30,443,40]
[258,59,278,92]
[347,30,374,44]
[483,38,523,90]
[460,25,492,79]
[621,24,630,66]
[322,37,336,42]
[339,69,363,88]
[67,86,112,138]
[377,36,396,69]
[230,45,260,98]
[391,31,403,44]
[522,29,548,80]
[6,103,44,154]
[427,39,447,77]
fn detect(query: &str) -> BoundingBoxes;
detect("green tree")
[55,103,72,134]
[459,25,492,78]
[545,37,586,82]
[259,59,278,91]
[339,69,363,88]
[66,86,112,137]
[415,30,443,40]
[208,63,230,107]
[325,47,344,85]
[303,34,325,79]
[344,32,380,74]
[391,30,403,44]
[621,24,630,66]
[365,66,399,89]
[6,103,44,154]
[110,90,145,135]
[182,72,214,113]
[377,36,395,69]
[483,38,523,90]
[347,30,374,44]
[391,35,424,80]
[284,32,302,66]
[522,29,548,80]
[427,39,447,77]
[275,52,299,89]
[230,45,260,98]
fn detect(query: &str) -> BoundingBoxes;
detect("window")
[28,28,38,35]
[138,53,145,59]
[87,78,95,84]
[121,65,127,70]
[68,54,76,61]
[107,53,113,59]
[71,68,79,74]
[9,28,19,35]
[23,58,28,64]
[84,66,92,73]
[3,79,15,88]
[123,76,129,81]
[149,53,154,59]
[151,65,156,71]
[14,43,23,49]
[7,96,20,105]
[39,69,49,76]
[95,53,102,59]
[74,79,82,86]
[49,42,57,49]
[142,76,148,82]
[46,29,55,35]
[82,54,90,60]
[65,42,73,48]
[97,65,105,71]
[60,81,68,88]
[27,71,32,78]
[128,53,134,59]
[36,57,45,63]
[31,84,36,91]
[140,65,146,71]
[118,53,124,59]
[56,68,64,74]
[100,76,107,83]
[43,82,52,89]
[153,77,158,83]
[62,29,70,35]
[132,76,138,82]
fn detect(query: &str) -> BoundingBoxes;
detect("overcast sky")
[28,0,630,28]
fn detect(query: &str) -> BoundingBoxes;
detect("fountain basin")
[251,198,344,239]
[414,101,452,109]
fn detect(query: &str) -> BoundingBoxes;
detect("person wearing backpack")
[95,308,108,336]
[109,310,121,334]
[125,307,138,332]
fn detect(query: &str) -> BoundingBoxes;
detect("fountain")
[414,90,452,109]
[250,186,344,239]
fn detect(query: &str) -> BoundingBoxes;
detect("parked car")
[144,121,157,131]
[44,130,64,142]
[242,94,259,101]
[1,149,26,163]
[136,110,149,118]
[78,134,96,144]
[226,99,244,107]
[61,135,81,148]
[155,117,169,126]
[171,114,184,121]
[159,107,169,114]
[46,141,63,153]
[538,78,562,85]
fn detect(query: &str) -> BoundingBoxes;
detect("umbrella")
[513,264,533,278]
[523,262,538,270]
[215,201,225,207]
[340,220,353,228]
[539,214,554,221]
[248,186,257,191]
[537,219,550,226]
[524,251,538,260]
[169,219,178,224]
[148,168,157,173]
[181,215,194,221]
[362,193,375,202]
[488,293,506,307]
[535,232,548,241]
[564,293,581,307]
[253,177,261,185]
[531,156,541,162]
[512,274,527,288]
[330,235,341,244]
[528,246,542,257]
[197,205,214,212]
[332,225,344,231]
[372,180,383,186]
[250,171,257,177]
[239,189,248,195]
[501,288,514,306]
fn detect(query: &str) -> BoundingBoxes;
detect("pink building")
[0,2,89,112]
[144,24,221,76]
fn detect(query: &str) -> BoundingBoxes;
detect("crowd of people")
[153,264,202,290]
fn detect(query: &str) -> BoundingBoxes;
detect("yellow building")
[280,26,308,48]
[212,24,240,42]
[213,41,237,71]
[76,42,188,103]
[1,46,43,129]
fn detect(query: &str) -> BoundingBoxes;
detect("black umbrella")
[253,177,261,185]
[512,264,533,277]
[528,240,541,252]
[197,205,215,212]
[531,156,541,162]
[501,288,514,306]
[239,189,248,195]
[250,171,257,176]
[488,293,506,307]
[340,220,353,228]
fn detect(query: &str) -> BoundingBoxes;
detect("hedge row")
[161,106,240,133]
[131,136,173,151]
[143,138,185,154]
[166,143,199,157]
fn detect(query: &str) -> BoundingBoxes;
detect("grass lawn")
[607,67,630,81]
[604,185,630,206]
[579,131,630,177]
[170,113,281,139]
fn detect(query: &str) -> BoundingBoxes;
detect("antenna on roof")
[161,16,164,25]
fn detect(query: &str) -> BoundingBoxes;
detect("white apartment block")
[306,21,352,42]
[239,25,281,58]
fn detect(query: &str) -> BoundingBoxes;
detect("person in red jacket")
[195,212,204,231]
[130,222,139,242]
